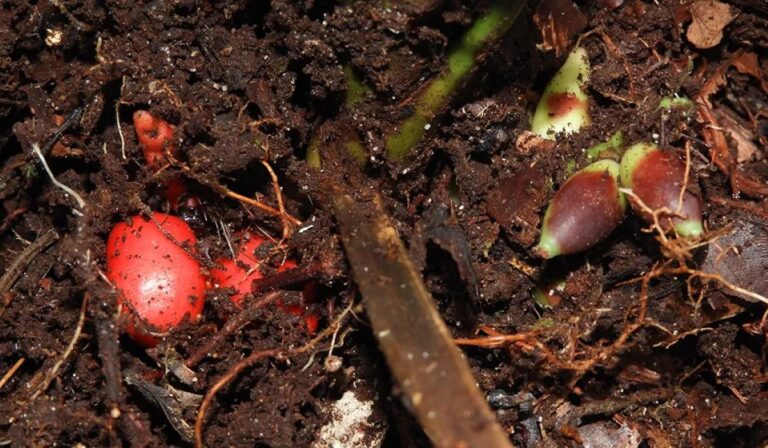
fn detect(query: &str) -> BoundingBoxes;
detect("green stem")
[343,65,370,108]
[306,66,372,169]
[385,1,524,161]
[585,130,624,161]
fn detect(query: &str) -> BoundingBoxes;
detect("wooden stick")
[333,191,513,448]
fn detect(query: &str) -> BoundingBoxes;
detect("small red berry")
[106,212,206,346]
[211,236,319,333]
[211,236,296,306]
[133,110,175,169]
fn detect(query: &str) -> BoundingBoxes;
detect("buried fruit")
[536,160,627,258]
[619,143,703,237]
[211,235,319,333]
[133,110,176,169]
[210,235,295,306]
[531,47,591,140]
[133,110,190,209]
[106,213,206,346]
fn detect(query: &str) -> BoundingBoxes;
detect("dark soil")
[1,0,767,447]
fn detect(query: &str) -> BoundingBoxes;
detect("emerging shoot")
[531,47,591,140]
[536,160,626,258]
[619,143,703,237]
[385,1,523,160]
[586,131,624,161]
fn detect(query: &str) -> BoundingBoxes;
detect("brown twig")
[250,262,326,294]
[333,192,513,447]
[261,159,294,239]
[0,206,28,234]
[163,151,301,226]
[95,315,123,419]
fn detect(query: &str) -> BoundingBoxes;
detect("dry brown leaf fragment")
[698,50,768,106]
[715,108,759,162]
[701,218,768,301]
[686,0,735,49]
[730,51,768,93]
[533,0,587,57]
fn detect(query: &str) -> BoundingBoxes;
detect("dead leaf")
[715,108,759,162]
[701,217,768,301]
[730,51,768,94]
[124,370,202,443]
[486,166,550,247]
[698,50,768,107]
[695,50,768,197]
[533,0,587,57]
[686,0,735,49]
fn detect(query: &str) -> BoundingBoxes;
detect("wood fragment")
[333,191,513,448]
[95,316,123,419]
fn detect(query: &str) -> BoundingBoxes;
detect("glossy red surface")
[133,110,175,169]
[211,236,319,332]
[106,213,206,346]
[211,236,296,306]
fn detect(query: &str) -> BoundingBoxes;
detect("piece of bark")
[333,191,513,448]
[533,0,588,56]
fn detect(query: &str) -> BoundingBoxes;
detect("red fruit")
[133,110,175,169]
[165,178,187,210]
[106,212,206,346]
[133,110,191,210]
[211,236,319,332]
[211,236,295,306]
[303,313,320,334]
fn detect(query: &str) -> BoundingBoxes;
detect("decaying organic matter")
[1,0,768,447]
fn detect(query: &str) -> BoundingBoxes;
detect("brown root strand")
[194,302,353,447]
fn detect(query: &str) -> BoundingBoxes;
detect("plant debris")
[686,0,735,49]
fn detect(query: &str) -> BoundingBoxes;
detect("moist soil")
[1,1,768,447]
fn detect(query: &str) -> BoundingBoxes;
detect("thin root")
[30,293,90,401]
[261,159,295,239]
[0,358,25,391]
[194,301,353,447]
[163,150,301,226]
